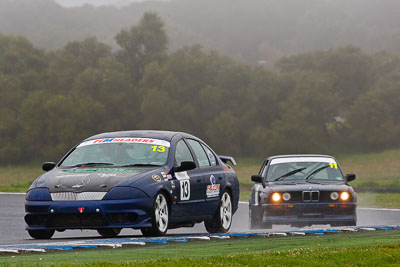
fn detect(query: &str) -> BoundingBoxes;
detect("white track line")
[0,192,25,195]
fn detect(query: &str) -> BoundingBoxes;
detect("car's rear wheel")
[205,191,232,233]
[97,228,121,238]
[28,229,55,239]
[141,192,169,237]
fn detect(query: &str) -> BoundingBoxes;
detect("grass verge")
[1,230,400,266]
[0,165,41,192]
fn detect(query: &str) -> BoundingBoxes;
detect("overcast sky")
[54,0,169,8]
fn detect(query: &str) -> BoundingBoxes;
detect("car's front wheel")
[28,229,55,239]
[97,228,121,238]
[141,192,169,237]
[205,191,232,233]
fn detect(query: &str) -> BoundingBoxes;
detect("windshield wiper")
[274,167,307,181]
[305,166,329,180]
[121,163,160,167]
[70,162,114,167]
[305,180,321,184]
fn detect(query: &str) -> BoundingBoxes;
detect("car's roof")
[84,130,198,142]
[266,154,336,160]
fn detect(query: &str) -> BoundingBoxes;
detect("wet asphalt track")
[1,193,400,245]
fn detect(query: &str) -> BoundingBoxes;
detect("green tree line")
[0,12,399,164]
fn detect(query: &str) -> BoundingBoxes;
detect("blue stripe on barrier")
[133,238,168,244]
[37,246,74,250]
[373,227,393,230]
[303,230,324,235]
[229,233,250,237]
[323,229,340,233]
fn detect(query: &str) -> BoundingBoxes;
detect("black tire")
[140,228,153,237]
[97,228,121,238]
[141,192,169,237]
[28,229,55,239]
[205,191,233,234]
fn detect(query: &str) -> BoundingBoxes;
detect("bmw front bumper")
[262,202,357,225]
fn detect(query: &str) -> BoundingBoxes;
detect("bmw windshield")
[264,157,344,182]
[60,137,170,167]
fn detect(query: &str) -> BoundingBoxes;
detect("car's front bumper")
[261,202,356,225]
[25,198,154,230]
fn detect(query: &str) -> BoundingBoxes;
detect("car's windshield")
[60,137,170,167]
[265,157,344,182]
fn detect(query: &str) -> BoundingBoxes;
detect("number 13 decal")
[151,146,165,152]
[180,180,190,201]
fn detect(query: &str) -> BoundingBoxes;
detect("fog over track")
[1,193,400,246]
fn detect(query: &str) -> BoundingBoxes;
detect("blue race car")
[25,130,239,239]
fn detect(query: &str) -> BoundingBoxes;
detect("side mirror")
[174,161,196,172]
[345,173,356,182]
[251,174,263,184]
[42,162,56,172]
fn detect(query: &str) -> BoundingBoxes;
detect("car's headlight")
[340,191,350,201]
[271,192,281,202]
[330,192,339,200]
[282,192,291,201]
[103,187,149,200]
[26,188,52,201]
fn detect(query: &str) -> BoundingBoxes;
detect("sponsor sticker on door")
[206,184,220,198]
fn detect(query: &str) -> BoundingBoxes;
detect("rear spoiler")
[218,155,237,166]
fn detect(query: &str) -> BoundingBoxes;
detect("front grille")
[302,191,320,202]
[51,192,107,201]
[47,214,108,227]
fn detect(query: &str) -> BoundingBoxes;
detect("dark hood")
[267,180,351,192]
[35,167,159,193]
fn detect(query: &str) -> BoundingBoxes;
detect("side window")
[201,144,217,166]
[175,140,194,166]
[187,139,211,167]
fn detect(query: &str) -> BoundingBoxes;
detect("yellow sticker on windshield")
[329,163,338,169]
[151,145,166,152]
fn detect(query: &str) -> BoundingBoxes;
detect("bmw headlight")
[26,188,52,201]
[330,192,339,200]
[271,192,281,202]
[282,192,291,201]
[103,187,149,200]
[340,191,350,201]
